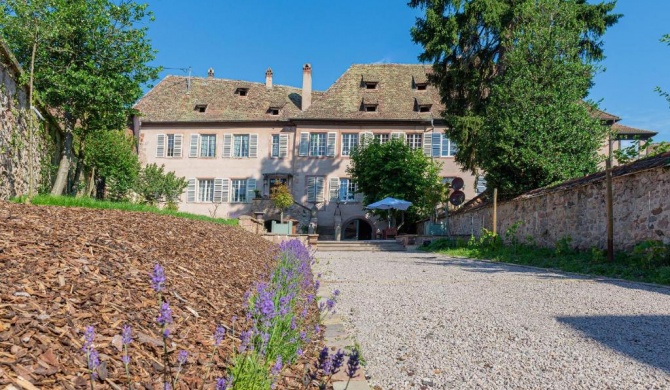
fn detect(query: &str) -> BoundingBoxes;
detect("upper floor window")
[156,134,183,158]
[309,133,327,156]
[430,133,458,157]
[407,133,423,150]
[374,133,389,144]
[200,134,216,157]
[271,134,289,158]
[341,134,359,156]
[234,135,250,157]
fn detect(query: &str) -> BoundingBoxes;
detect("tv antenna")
[164,66,192,93]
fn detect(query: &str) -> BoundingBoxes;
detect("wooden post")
[493,188,498,236]
[606,156,614,262]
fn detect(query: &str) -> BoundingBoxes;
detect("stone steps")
[317,240,405,252]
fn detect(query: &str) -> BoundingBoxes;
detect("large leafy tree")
[347,139,445,226]
[409,0,620,195]
[0,0,159,195]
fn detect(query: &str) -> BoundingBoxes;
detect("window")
[309,133,327,156]
[364,82,378,89]
[307,176,325,203]
[271,134,288,158]
[198,179,214,202]
[157,134,183,158]
[235,88,249,97]
[234,135,250,157]
[200,134,216,157]
[407,133,422,150]
[339,178,357,202]
[431,133,458,157]
[271,135,280,157]
[341,134,359,156]
[231,179,247,203]
[418,104,431,112]
[619,139,638,152]
[374,133,389,144]
[416,83,427,91]
[363,104,378,112]
[194,104,208,113]
[166,135,175,156]
[476,176,487,194]
[268,108,280,116]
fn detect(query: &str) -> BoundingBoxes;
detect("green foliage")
[421,235,670,285]
[270,184,294,223]
[228,352,273,390]
[657,34,670,107]
[478,228,502,250]
[613,137,670,165]
[134,163,188,208]
[10,195,238,225]
[409,0,619,196]
[347,139,444,225]
[555,235,574,256]
[84,130,140,201]
[504,221,523,248]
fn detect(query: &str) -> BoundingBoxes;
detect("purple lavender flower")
[151,263,166,292]
[214,325,226,346]
[177,350,188,365]
[239,330,252,353]
[346,348,360,378]
[121,324,132,345]
[331,349,345,373]
[316,346,329,370]
[88,349,100,376]
[315,324,321,334]
[333,289,340,297]
[326,298,336,311]
[296,348,304,356]
[215,378,228,390]
[156,301,173,328]
[314,280,321,291]
[82,326,100,378]
[82,326,95,353]
[271,355,283,376]
[121,354,131,365]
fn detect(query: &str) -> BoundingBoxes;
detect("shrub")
[631,240,670,270]
[134,163,188,207]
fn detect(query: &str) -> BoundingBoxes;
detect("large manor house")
[132,63,656,240]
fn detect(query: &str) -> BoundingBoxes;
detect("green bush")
[631,240,670,270]
[134,163,188,207]
[84,130,140,201]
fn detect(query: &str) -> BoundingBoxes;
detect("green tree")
[347,139,444,226]
[0,0,160,195]
[84,130,140,200]
[270,184,294,224]
[135,163,188,209]
[409,0,620,194]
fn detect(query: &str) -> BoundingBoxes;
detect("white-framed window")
[407,133,422,150]
[156,134,183,158]
[234,135,249,157]
[374,133,389,144]
[271,135,280,157]
[476,176,487,194]
[198,179,214,202]
[307,176,325,203]
[430,133,458,157]
[271,134,289,158]
[200,134,216,157]
[619,139,638,152]
[339,178,357,202]
[309,133,327,156]
[341,133,359,156]
[231,179,248,203]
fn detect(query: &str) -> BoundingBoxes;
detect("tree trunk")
[28,37,37,197]
[280,210,284,224]
[50,115,74,195]
[86,167,96,197]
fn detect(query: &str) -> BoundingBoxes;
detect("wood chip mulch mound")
[0,201,319,389]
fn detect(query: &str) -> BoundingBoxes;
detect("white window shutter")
[391,132,406,141]
[307,176,316,202]
[187,178,196,202]
[223,134,233,158]
[432,133,442,157]
[249,134,258,158]
[327,132,337,157]
[329,177,340,201]
[423,133,432,156]
[315,177,325,203]
[213,178,224,203]
[299,132,310,156]
[279,134,289,157]
[174,134,183,157]
[221,179,231,203]
[246,178,257,203]
[156,134,165,158]
[189,134,199,157]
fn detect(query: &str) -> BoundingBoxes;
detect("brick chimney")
[302,63,312,111]
[265,68,273,90]
[207,68,214,78]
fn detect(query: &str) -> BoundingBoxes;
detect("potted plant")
[270,184,294,234]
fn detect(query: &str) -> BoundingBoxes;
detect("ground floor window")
[231,179,247,203]
[198,179,214,202]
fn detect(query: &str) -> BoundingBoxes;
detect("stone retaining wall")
[448,156,670,250]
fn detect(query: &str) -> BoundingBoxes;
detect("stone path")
[314,250,670,389]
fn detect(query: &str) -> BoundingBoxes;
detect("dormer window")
[413,74,429,90]
[414,97,432,113]
[361,75,379,90]
[415,83,428,91]
[364,82,378,90]
[268,100,285,116]
[268,109,280,116]
[418,105,431,112]
[235,87,249,97]
[194,104,208,113]
[361,96,379,112]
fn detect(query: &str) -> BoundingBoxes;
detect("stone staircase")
[317,240,406,252]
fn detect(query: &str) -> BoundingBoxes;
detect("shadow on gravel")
[557,315,670,372]
[411,258,574,280]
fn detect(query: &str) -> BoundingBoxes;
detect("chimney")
[207,68,214,78]
[265,68,273,90]
[301,63,312,111]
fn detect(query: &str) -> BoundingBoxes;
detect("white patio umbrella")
[366,197,412,229]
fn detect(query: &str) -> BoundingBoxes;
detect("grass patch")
[11,195,238,226]
[421,237,670,286]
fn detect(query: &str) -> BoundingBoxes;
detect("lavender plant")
[82,326,100,390]
[120,325,132,389]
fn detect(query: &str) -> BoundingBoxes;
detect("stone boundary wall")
[448,160,670,251]
[238,215,318,248]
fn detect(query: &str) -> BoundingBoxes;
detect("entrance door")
[343,219,373,240]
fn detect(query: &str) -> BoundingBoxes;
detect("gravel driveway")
[314,250,670,389]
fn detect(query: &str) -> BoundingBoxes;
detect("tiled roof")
[296,64,443,120]
[134,75,304,122]
[590,107,621,122]
[612,123,657,137]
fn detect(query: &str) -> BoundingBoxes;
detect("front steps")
[317,240,405,252]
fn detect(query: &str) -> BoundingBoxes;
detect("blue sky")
[147,0,670,142]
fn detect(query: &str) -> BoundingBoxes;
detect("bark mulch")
[0,201,318,389]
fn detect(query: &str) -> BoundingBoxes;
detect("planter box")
[271,221,293,235]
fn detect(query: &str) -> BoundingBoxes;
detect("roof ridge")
[164,74,303,91]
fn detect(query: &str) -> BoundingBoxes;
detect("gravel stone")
[314,251,670,389]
